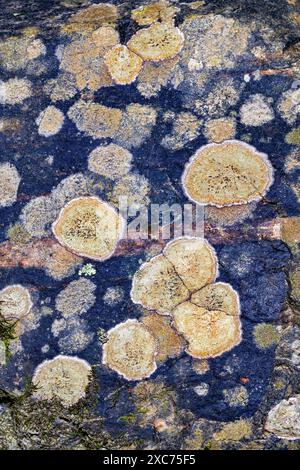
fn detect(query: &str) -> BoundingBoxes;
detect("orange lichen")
[52,196,125,261]
[102,319,158,381]
[104,45,143,85]
[141,313,185,362]
[127,22,184,61]
[182,140,274,207]
[172,301,241,359]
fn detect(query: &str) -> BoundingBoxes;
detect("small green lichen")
[285,126,300,145]
[6,223,31,244]
[253,323,280,349]
[78,263,97,277]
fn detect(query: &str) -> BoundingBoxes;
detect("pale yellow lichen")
[204,203,257,228]
[52,196,125,261]
[131,253,190,315]
[0,78,32,105]
[102,319,158,381]
[64,3,118,33]
[88,144,132,180]
[141,313,185,362]
[36,105,64,137]
[67,100,122,139]
[164,237,218,292]
[32,355,91,407]
[182,140,274,207]
[60,26,119,91]
[0,162,21,208]
[0,284,33,322]
[104,45,143,85]
[191,282,240,316]
[172,301,241,359]
[127,22,184,61]
[204,117,236,143]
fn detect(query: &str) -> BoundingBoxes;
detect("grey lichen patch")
[55,278,96,318]
[32,355,92,408]
[182,140,274,207]
[114,103,157,149]
[36,105,64,137]
[137,56,178,98]
[68,100,122,139]
[240,94,274,127]
[0,163,21,208]
[223,386,249,407]
[161,112,201,150]
[204,117,236,143]
[44,73,77,102]
[88,144,133,180]
[277,88,300,124]
[52,196,125,261]
[127,22,184,62]
[109,173,150,210]
[265,395,300,440]
[0,33,46,72]
[102,319,158,381]
[131,253,190,315]
[103,286,124,306]
[0,78,32,105]
[0,285,33,322]
[20,195,58,237]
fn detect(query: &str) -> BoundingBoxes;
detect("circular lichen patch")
[32,355,91,407]
[191,282,240,316]
[164,237,218,292]
[182,140,274,207]
[131,254,190,314]
[172,301,241,359]
[52,196,125,261]
[104,45,143,85]
[0,284,32,321]
[102,319,157,381]
[127,22,184,61]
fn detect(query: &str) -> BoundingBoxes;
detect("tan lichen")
[52,196,125,261]
[55,278,96,318]
[36,106,64,137]
[0,34,45,72]
[137,56,178,98]
[253,323,280,349]
[130,253,190,315]
[240,94,274,127]
[164,237,218,292]
[109,173,150,209]
[60,26,119,91]
[0,162,21,208]
[182,140,274,207]
[127,22,184,62]
[172,301,241,359]
[102,319,158,381]
[67,100,122,139]
[131,2,178,26]
[204,203,257,228]
[204,117,236,143]
[191,282,240,317]
[104,45,143,85]
[0,284,33,323]
[141,313,185,362]
[88,143,133,180]
[63,3,118,33]
[0,78,32,105]
[32,355,91,407]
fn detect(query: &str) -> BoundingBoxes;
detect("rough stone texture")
[0,0,300,451]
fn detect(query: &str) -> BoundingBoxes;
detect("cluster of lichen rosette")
[103,237,242,381]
